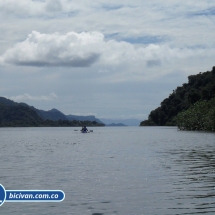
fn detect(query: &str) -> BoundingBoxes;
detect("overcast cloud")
[0,0,215,121]
[9,92,58,101]
[2,31,212,69]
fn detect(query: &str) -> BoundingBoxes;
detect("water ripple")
[0,127,215,214]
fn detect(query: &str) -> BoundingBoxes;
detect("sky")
[0,0,215,121]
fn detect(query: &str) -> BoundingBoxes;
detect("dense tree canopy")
[175,98,215,131]
[140,66,215,129]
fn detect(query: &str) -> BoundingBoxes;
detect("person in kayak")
[81,125,88,132]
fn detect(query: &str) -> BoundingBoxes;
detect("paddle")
[74,129,93,132]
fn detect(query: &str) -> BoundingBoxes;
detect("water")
[0,126,215,215]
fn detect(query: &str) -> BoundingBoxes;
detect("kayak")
[74,130,93,133]
[81,130,93,133]
[81,131,89,133]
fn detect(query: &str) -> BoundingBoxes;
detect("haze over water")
[0,126,215,215]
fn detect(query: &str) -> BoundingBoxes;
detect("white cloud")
[1,0,215,120]
[9,92,58,101]
[1,31,103,67]
[1,1,215,49]
[0,0,212,16]
[0,0,44,17]
[0,0,78,17]
[1,31,214,70]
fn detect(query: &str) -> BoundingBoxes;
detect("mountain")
[0,97,139,126]
[0,101,44,127]
[140,66,215,127]
[34,108,68,121]
[33,107,103,124]
[106,123,127,126]
[0,97,17,106]
[66,115,103,124]
[0,97,105,127]
[100,118,141,126]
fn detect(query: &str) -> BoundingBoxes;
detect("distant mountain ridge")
[0,97,141,126]
[100,118,141,126]
[66,114,103,124]
[106,123,127,126]
[34,108,68,121]
[0,97,104,126]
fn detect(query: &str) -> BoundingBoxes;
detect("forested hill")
[0,97,104,127]
[140,66,215,126]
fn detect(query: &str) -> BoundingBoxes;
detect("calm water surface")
[0,126,215,215]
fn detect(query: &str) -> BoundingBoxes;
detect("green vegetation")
[41,119,104,127]
[140,66,215,131]
[0,99,104,127]
[0,104,43,127]
[175,98,215,131]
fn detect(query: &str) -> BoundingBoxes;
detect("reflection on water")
[0,127,215,215]
[162,135,215,215]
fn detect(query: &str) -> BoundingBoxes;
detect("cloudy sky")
[0,0,215,121]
